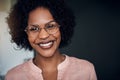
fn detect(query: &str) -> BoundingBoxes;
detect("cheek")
[58,33,61,42]
[54,31,61,43]
[27,36,35,45]
[26,32,35,43]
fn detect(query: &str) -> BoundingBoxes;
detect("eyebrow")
[28,20,56,27]
[46,20,56,24]
[28,24,39,27]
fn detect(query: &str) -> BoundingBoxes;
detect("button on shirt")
[5,55,97,80]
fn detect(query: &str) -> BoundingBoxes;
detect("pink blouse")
[5,55,97,80]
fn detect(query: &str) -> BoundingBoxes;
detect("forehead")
[28,20,57,27]
[28,7,54,25]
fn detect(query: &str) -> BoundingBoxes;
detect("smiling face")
[27,7,61,58]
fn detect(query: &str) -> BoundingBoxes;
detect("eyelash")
[29,27,39,31]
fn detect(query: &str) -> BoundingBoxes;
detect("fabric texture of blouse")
[5,55,97,80]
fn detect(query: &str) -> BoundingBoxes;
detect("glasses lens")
[29,27,39,32]
[45,22,60,34]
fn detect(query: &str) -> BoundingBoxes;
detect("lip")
[37,40,54,49]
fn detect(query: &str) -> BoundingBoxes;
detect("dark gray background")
[61,0,120,80]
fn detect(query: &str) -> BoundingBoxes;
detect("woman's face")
[27,7,61,58]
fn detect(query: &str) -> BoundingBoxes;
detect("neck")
[33,51,65,71]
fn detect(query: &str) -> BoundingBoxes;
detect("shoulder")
[5,60,32,79]
[7,60,31,73]
[68,56,95,71]
[64,55,97,80]
[69,56,94,65]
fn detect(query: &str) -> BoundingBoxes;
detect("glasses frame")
[24,20,60,35]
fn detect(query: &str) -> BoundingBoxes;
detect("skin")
[27,7,65,80]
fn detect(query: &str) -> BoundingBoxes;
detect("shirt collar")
[29,55,69,73]
[57,55,69,70]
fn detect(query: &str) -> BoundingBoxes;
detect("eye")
[29,27,39,31]
[46,24,56,29]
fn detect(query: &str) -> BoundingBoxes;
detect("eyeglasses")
[25,20,60,36]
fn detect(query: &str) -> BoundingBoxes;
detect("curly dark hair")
[7,0,76,50]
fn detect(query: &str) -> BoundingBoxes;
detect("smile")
[38,41,54,49]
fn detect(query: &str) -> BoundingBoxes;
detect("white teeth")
[40,41,53,47]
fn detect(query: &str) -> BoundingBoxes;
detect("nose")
[38,28,49,39]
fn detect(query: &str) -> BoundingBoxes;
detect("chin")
[33,40,60,58]
[36,48,58,58]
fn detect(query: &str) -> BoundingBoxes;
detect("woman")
[5,0,97,80]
